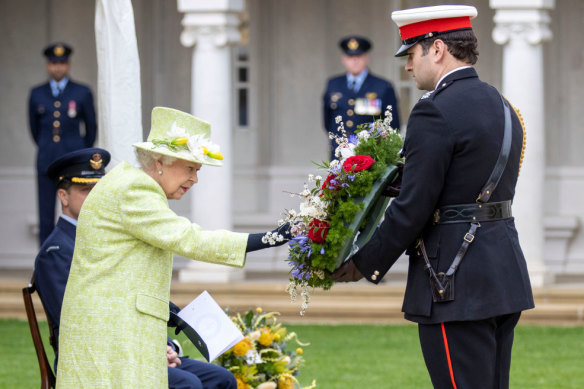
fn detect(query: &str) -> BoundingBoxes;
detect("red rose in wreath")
[343,155,376,172]
[308,219,330,244]
[320,174,339,196]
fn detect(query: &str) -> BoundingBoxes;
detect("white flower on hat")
[168,122,188,139]
[186,135,223,162]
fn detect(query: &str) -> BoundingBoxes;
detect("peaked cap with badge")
[43,42,73,62]
[339,35,372,55]
[392,5,477,56]
[47,147,110,185]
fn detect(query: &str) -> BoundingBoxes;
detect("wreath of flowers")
[215,307,316,389]
[271,107,404,314]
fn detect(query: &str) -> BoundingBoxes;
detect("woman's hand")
[167,345,182,368]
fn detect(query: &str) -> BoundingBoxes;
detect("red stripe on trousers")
[441,322,458,389]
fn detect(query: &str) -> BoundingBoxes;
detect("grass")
[1,319,583,388]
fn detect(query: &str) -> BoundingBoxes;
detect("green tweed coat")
[56,161,248,388]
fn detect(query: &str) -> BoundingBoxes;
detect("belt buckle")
[464,233,475,243]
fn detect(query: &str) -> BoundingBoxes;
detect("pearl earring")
[158,170,163,175]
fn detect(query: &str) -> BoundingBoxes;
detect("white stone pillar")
[177,0,244,282]
[490,0,555,287]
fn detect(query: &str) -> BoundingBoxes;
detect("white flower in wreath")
[357,131,371,141]
[336,142,356,160]
[299,196,328,220]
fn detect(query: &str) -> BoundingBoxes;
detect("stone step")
[2,280,584,325]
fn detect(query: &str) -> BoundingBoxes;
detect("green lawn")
[1,319,583,388]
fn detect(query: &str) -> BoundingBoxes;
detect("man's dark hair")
[419,29,479,65]
[57,180,73,192]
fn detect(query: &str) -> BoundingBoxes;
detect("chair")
[22,278,56,389]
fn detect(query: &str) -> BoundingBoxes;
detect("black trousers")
[418,312,521,389]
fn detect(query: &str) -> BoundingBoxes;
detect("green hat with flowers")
[133,107,224,167]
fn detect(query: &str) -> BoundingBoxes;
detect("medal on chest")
[68,101,77,118]
[355,92,381,115]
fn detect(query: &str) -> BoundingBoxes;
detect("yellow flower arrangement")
[258,328,276,347]
[235,374,251,389]
[234,338,254,357]
[215,308,316,389]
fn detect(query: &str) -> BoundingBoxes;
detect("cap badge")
[90,153,103,170]
[54,45,65,57]
[347,39,359,50]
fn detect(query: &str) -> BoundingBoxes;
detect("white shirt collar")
[434,66,472,90]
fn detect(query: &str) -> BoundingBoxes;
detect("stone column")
[177,0,244,282]
[490,0,555,287]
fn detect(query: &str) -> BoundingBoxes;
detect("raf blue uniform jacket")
[323,72,400,157]
[28,80,97,172]
[33,216,76,358]
[352,67,534,324]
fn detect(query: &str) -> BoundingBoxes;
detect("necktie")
[349,79,356,92]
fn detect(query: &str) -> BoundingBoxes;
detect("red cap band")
[399,17,472,40]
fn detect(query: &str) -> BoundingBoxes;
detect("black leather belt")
[434,200,512,224]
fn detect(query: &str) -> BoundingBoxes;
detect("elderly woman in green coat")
[56,107,286,388]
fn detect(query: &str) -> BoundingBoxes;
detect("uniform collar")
[60,214,77,226]
[434,66,472,90]
[56,215,77,240]
[49,77,69,96]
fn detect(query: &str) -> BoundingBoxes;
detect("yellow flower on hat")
[171,137,188,145]
[134,107,224,166]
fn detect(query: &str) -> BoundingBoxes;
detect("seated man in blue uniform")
[28,42,97,245]
[33,148,236,389]
[323,35,400,161]
[332,5,534,389]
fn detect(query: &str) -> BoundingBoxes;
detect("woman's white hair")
[135,148,177,171]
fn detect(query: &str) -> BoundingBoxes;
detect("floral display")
[215,307,316,389]
[272,107,404,314]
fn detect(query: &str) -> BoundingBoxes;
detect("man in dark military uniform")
[33,148,237,389]
[28,43,97,245]
[33,148,110,369]
[323,35,400,161]
[332,6,534,389]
